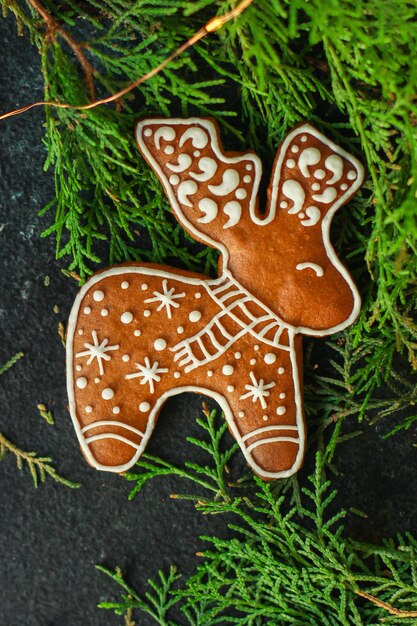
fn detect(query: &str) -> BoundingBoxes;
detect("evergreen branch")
[26,0,96,99]
[0,350,78,488]
[355,589,417,618]
[0,431,80,488]
[100,450,417,624]
[125,406,239,502]
[0,351,24,375]
[97,564,181,624]
[37,403,55,425]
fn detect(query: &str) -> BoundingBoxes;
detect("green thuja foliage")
[0,352,80,488]
[1,0,416,435]
[97,412,417,624]
[125,406,240,502]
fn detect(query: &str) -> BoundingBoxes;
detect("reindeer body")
[66,119,363,480]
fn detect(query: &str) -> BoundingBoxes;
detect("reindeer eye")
[296,262,324,277]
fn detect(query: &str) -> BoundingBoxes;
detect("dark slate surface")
[1,15,416,626]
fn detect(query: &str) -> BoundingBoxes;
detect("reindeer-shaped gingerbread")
[66,118,363,480]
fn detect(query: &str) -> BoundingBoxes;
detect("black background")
[1,15,416,626]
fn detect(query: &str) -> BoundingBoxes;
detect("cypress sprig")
[0,351,80,488]
[99,445,417,625]
[0,432,80,488]
[0,351,24,375]
[125,406,240,502]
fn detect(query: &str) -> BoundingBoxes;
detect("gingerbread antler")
[66,119,364,481]
[136,118,262,262]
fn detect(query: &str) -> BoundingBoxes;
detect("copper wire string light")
[0,0,254,122]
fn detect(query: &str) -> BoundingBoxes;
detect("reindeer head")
[136,119,364,336]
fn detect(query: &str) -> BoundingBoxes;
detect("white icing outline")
[296,262,324,277]
[85,433,140,449]
[245,435,299,455]
[242,424,298,442]
[81,420,145,437]
[67,268,305,479]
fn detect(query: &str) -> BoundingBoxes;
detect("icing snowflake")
[144,279,185,319]
[75,330,119,375]
[125,357,168,394]
[239,372,276,409]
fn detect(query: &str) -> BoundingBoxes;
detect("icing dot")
[301,135,308,142]
[144,128,152,137]
[238,411,245,418]
[141,284,148,291]
[264,353,276,365]
[121,281,129,289]
[312,182,321,191]
[286,159,296,168]
[262,415,268,421]
[93,290,104,302]
[139,402,150,412]
[195,292,202,299]
[235,188,247,200]
[76,365,82,372]
[177,326,184,334]
[78,329,84,336]
[280,201,288,209]
[314,169,326,180]
[189,310,202,322]
[121,311,133,324]
[254,345,259,351]
[246,163,252,171]
[234,352,241,359]
[278,367,285,375]
[85,406,93,414]
[222,364,234,376]
[102,388,114,400]
[76,377,88,389]
[112,406,121,414]
[291,145,299,153]
[299,212,306,219]
[279,392,286,399]
[227,385,235,392]
[101,308,109,317]
[94,377,100,383]
[154,338,167,351]
[250,358,256,365]
[83,306,91,314]
[144,310,151,317]
[194,150,201,157]
[164,145,174,155]
[174,372,181,379]
[276,406,286,416]
[207,370,213,377]
[134,329,141,337]
[340,183,348,190]
[347,170,357,180]
[243,175,251,183]
[169,174,180,185]
[122,354,130,362]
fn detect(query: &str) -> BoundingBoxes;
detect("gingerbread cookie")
[66,118,363,480]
